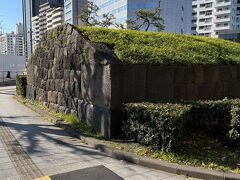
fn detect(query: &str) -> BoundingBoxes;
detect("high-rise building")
[83,0,192,34]
[22,0,64,59]
[64,0,87,25]
[32,2,64,50]
[192,0,240,37]
[22,0,33,59]
[14,23,25,57]
[0,24,25,57]
[0,33,15,55]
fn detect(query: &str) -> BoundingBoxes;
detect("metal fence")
[0,71,25,85]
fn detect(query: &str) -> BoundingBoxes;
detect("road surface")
[0,86,199,180]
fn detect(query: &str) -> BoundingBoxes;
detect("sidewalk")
[0,86,199,180]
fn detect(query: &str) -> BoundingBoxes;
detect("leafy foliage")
[122,99,240,152]
[16,75,27,97]
[122,103,191,152]
[79,26,240,65]
[230,100,240,140]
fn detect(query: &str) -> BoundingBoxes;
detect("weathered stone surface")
[26,24,120,138]
[57,92,67,107]
[48,91,58,104]
[36,88,47,102]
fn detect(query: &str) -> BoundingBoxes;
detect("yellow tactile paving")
[33,176,51,180]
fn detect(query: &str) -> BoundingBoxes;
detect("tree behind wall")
[79,1,116,28]
[78,1,99,26]
[78,1,164,32]
[127,8,164,32]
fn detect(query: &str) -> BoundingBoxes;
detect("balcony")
[214,17,230,23]
[198,20,213,25]
[214,9,231,15]
[215,1,231,8]
[52,11,63,18]
[214,25,230,30]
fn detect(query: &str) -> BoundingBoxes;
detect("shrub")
[229,100,240,141]
[16,75,27,97]
[78,26,240,65]
[122,99,240,152]
[122,103,192,152]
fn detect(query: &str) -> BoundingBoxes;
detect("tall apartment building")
[0,33,15,55]
[22,0,64,59]
[84,0,192,34]
[14,23,25,56]
[64,0,87,25]
[0,23,24,57]
[32,2,64,50]
[192,0,240,37]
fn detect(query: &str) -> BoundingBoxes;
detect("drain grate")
[0,118,44,180]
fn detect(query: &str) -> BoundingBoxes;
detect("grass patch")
[19,98,96,137]
[78,26,240,65]
[99,138,240,174]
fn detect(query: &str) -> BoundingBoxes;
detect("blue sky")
[0,0,22,33]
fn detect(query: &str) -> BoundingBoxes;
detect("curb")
[18,98,240,180]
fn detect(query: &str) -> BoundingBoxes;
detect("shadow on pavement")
[0,118,108,158]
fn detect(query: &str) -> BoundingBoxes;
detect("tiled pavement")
[0,86,200,180]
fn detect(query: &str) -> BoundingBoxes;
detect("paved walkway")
[0,86,200,180]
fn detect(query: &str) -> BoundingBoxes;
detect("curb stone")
[17,98,240,180]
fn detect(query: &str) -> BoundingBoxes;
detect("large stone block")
[36,88,47,102]
[77,100,93,123]
[64,70,71,81]
[58,92,67,107]
[81,63,111,108]
[48,91,58,104]
[67,97,72,109]
[72,98,78,111]
[40,80,47,90]
[26,85,36,100]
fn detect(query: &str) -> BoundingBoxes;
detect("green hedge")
[122,99,240,152]
[16,75,27,97]
[78,27,240,65]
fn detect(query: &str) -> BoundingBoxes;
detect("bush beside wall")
[16,75,27,98]
[123,99,240,152]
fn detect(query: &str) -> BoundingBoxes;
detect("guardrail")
[0,71,25,86]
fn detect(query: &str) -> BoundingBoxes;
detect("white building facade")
[0,23,24,57]
[32,2,64,50]
[87,0,192,34]
[192,0,240,37]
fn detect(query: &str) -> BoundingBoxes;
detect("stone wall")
[111,65,240,105]
[27,24,120,138]
[27,24,240,138]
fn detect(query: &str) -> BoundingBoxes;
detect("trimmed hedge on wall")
[79,27,240,65]
[16,75,27,98]
[122,99,240,152]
